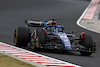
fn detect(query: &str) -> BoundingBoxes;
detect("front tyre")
[80,51,92,56]
[80,32,94,56]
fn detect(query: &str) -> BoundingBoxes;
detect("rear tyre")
[37,30,46,44]
[14,27,30,47]
[80,32,94,56]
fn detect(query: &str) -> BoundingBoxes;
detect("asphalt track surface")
[0,0,100,67]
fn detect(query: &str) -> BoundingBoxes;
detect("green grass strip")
[0,53,35,67]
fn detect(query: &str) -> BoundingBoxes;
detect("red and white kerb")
[0,42,81,67]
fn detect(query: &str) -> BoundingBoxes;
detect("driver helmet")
[54,27,58,32]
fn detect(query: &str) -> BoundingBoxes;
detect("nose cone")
[65,46,72,50]
[54,33,72,50]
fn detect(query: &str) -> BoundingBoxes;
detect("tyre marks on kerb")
[82,0,99,20]
[0,42,81,67]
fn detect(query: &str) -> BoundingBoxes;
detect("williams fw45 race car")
[14,19,96,56]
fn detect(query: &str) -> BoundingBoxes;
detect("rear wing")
[25,20,44,27]
[25,19,58,27]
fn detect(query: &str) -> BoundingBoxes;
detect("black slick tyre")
[80,51,92,56]
[14,27,30,47]
[80,32,94,49]
[37,30,46,44]
[80,32,94,56]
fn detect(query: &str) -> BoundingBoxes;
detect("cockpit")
[44,25,65,33]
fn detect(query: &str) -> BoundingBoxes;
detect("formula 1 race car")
[14,19,96,56]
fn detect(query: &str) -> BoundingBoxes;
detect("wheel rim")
[31,30,39,50]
